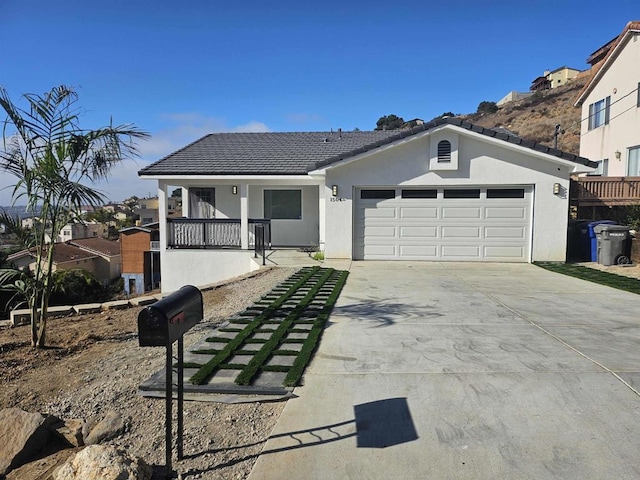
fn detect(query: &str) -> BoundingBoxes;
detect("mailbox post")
[138,285,203,479]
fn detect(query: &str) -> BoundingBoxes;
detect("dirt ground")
[0,268,296,479]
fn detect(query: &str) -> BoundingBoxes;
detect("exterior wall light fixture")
[615,150,621,160]
[332,185,338,196]
[553,183,561,195]
[232,185,238,195]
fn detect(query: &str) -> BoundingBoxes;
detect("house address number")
[330,197,346,202]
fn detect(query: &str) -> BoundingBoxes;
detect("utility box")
[137,285,203,346]
[594,225,631,266]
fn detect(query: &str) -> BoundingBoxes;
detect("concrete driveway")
[248,262,640,480]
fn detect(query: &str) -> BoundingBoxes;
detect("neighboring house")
[547,66,582,89]
[48,221,107,244]
[67,237,122,285]
[572,21,640,211]
[119,223,160,295]
[134,196,181,226]
[138,117,595,291]
[7,238,121,286]
[531,67,582,91]
[134,197,160,226]
[576,21,640,176]
[530,74,551,91]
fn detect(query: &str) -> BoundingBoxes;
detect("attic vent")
[437,140,452,162]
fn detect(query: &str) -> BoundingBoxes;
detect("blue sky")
[0,0,638,204]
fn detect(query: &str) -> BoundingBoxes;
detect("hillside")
[463,76,588,156]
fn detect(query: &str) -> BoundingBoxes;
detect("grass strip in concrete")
[536,262,640,295]
[283,269,349,386]
[187,266,349,389]
[234,268,335,385]
[189,266,321,385]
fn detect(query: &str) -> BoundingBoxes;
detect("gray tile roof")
[139,118,596,177]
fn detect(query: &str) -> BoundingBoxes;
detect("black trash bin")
[594,224,632,266]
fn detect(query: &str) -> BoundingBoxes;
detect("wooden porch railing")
[570,176,640,207]
[167,218,271,249]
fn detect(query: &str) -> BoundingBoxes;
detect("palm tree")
[0,85,149,347]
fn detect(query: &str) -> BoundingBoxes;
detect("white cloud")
[138,113,270,160]
[1,114,271,205]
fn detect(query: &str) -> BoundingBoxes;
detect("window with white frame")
[628,147,640,176]
[264,189,302,220]
[588,96,610,130]
[588,158,608,176]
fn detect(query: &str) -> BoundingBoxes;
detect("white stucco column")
[240,183,248,250]
[181,186,189,217]
[157,181,168,284]
[318,182,326,252]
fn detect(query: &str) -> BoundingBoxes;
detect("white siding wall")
[579,33,640,175]
[323,129,572,262]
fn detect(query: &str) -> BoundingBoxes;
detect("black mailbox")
[138,285,203,346]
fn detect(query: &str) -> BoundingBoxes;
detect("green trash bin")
[594,224,631,266]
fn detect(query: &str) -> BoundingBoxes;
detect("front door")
[189,188,216,218]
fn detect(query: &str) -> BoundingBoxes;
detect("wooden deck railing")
[167,218,271,249]
[570,176,640,206]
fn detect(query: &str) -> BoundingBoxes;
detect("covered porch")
[155,179,328,292]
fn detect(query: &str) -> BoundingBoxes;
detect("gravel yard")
[0,267,297,479]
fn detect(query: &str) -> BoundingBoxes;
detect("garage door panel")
[364,245,397,257]
[485,207,526,219]
[363,226,396,237]
[484,246,525,258]
[362,207,397,218]
[442,207,481,219]
[400,226,438,238]
[354,186,531,262]
[441,245,482,258]
[442,226,481,238]
[399,207,438,219]
[399,245,438,257]
[484,226,526,239]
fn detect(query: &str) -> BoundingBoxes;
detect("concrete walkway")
[248,262,640,480]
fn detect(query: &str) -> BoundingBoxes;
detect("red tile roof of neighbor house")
[576,20,640,106]
[67,237,120,257]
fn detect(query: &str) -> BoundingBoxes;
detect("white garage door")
[353,186,532,262]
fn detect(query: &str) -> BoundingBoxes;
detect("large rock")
[51,418,86,447]
[0,408,55,476]
[53,445,151,480]
[84,411,126,445]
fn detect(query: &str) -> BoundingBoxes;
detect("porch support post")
[240,183,248,250]
[318,182,326,252]
[158,181,168,291]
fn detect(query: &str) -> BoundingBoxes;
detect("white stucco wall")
[247,185,319,246]
[322,127,573,262]
[160,250,260,293]
[579,32,640,175]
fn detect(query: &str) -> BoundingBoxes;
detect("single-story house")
[7,238,121,286]
[138,117,596,292]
